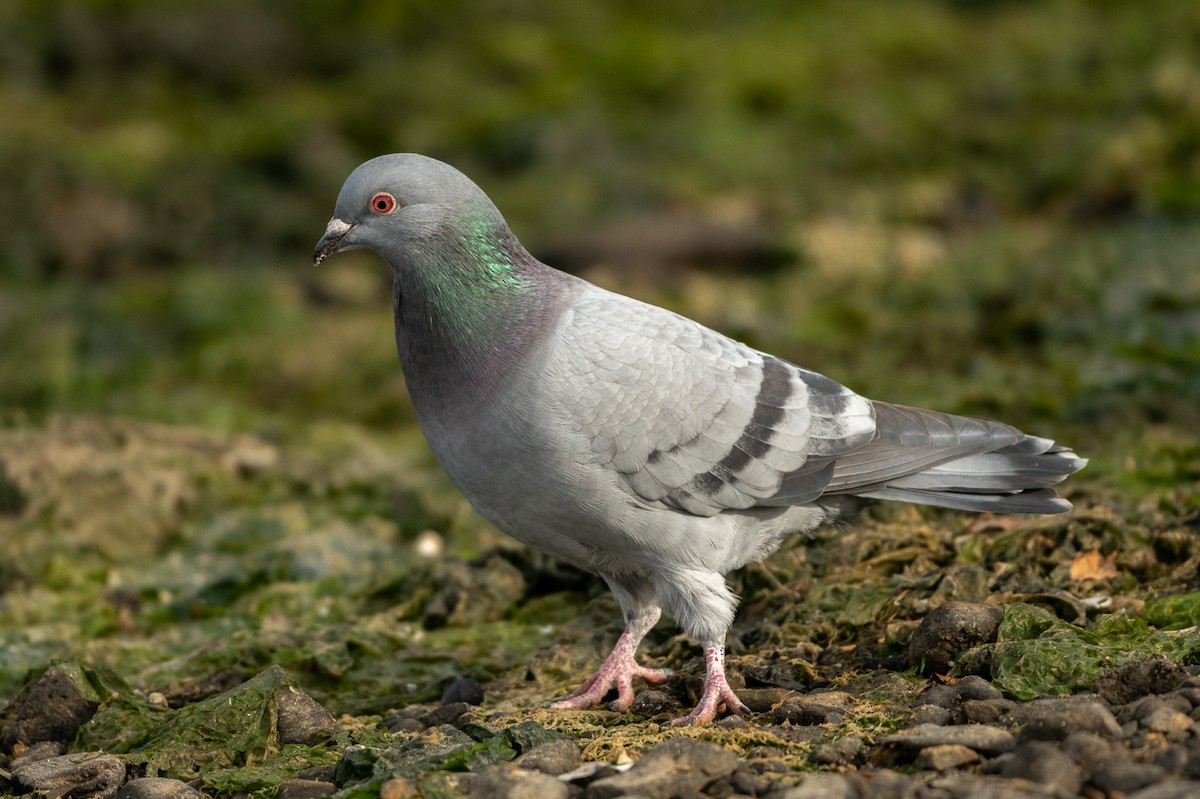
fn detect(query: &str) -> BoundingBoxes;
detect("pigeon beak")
[313,218,355,266]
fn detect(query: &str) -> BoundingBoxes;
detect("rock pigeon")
[313,154,1086,724]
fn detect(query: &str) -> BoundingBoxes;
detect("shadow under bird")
[313,154,1086,725]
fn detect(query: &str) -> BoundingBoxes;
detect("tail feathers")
[856,486,1073,514]
[826,402,1087,514]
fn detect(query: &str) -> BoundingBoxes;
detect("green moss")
[982,604,1200,700]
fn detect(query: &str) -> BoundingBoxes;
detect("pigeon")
[313,154,1086,725]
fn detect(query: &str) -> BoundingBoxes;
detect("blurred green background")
[0,0,1199,760]
[3,0,1199,452]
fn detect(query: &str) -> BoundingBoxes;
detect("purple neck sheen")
[390,211,565,405]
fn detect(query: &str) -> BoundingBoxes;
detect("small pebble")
[1000,741,1083,797]
[910,704,952,726]
[880,723,1016,757]
[915,744,978,772]
[512,740,581,776]
[808,735,863,766]
[1090,762,1168,796]
[1012,696,1122,741]
[908,602,1003,675]
[116,778,202,799]
[1142,706,1193,734]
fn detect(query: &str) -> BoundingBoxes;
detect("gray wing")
[548,291,876,516]
[548,290,1084,517]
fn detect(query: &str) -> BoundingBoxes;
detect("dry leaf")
[1069,550,1119,582]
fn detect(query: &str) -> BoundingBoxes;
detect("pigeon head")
[312,153,514,271]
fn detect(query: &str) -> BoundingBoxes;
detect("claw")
[669,641,748,726]
[552,611,668,712]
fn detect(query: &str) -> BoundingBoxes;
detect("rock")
[13,752,125,799]
[729,768,770,796]
[1061,731,1121,776]
[275,779,337,799]
[470,765,568,799]
[999,741,1083,796]
[116,777,204,799]
[1128,781,1200,799]
[512,740,581,776]
[954,675,1004,702]
[628,689,676,719]
[808,735,864,766]
[0,664,102,750]
[441,677,485,706]
[910,704,952,726]
[1095,657,1192,706]
[1090,761,1168,795]
[909,602,1004,675]
[879,723,1016,757]
[421,701,472,728]
[378,778,420,799]
[930,774,1059,798]
[275,685,336,745]
[858,770,917,799]
[587,738,740,799]
[8,740,66,767]
[961,698,1015,725]
[1010,696,1122,741]
[1141,705,1193,734]
[773,691,855,725]
[776,773,863,798]
[915,744,978,771]
[737,687,794,713]
[915,683,959,709]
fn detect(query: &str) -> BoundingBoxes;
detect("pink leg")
[670,640,750,726]
[552,608,671,712]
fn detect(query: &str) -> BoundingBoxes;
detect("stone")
[8,740,66,767]
[773,692,855,726]
[1090,761,1168,796]
[858,770,916,799]
[777,773,862,799]
[275,779,337,799]
[1094,657,1192,706]
[1142,705,1193,733]
[1128,781,1200,799]
[275,685,336,745]
[909,602,1004,675]
[0,665,99,750]
[915,744,978,771]
[729,768,770,797]
[441,677,485,706]
[587,738,740,799]
[378,778,419,799]
[628,689,676,719]
[953,675,1003,702]
[915,683,959,709]
[116,777,204,799]
[879,723,1016,757]
[469,765,567,799]
[1010,696,1122,741]
[930,774,1060,798]
[808,735,864,766]
[13,752,125,799]
[512,740,581,776]
[999,741,1083,796]
[962,698,1015,725]
[910,704,953,726]
[1061,731,1121,776]
[421,701,472,728]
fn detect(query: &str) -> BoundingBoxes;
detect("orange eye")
[369,192,398,215]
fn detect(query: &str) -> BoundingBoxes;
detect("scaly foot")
[552,613,670,712]
[670,642,750,725]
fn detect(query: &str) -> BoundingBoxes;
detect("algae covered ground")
[1,1,1200,796]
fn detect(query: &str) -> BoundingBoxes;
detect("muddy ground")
[0,414,1197,798]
